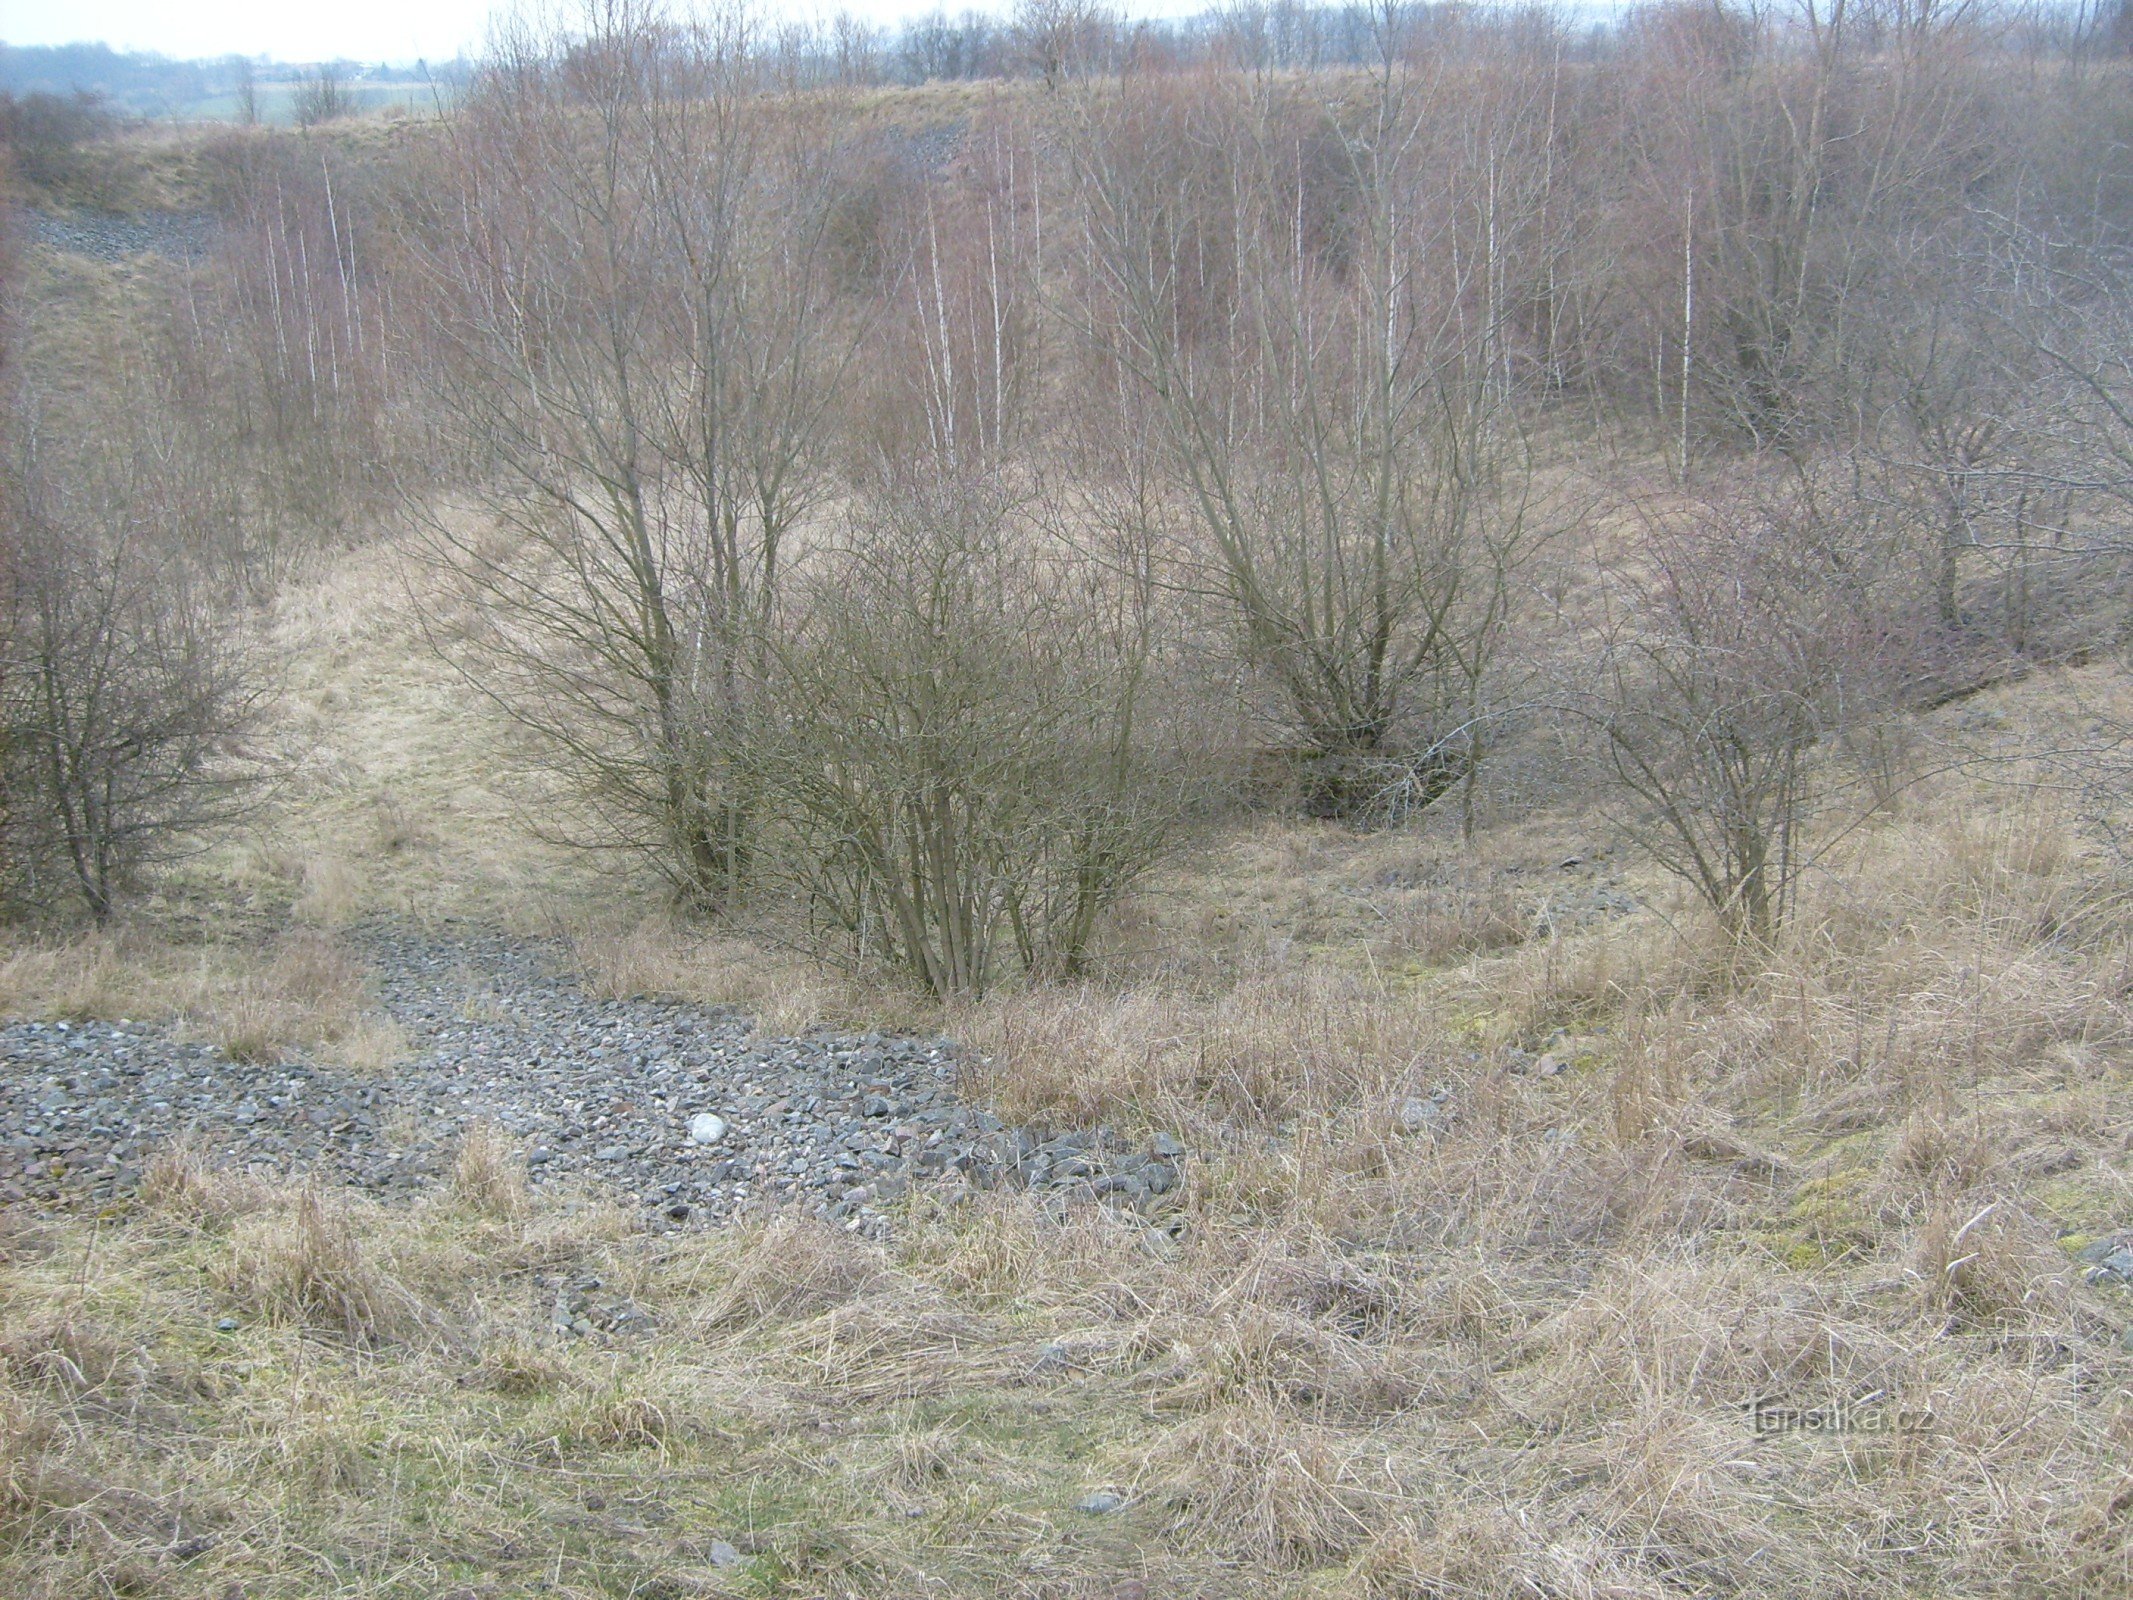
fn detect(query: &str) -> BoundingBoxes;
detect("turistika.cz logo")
[1746,1395,1935,1435]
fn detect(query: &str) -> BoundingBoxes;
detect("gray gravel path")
[23,207,217,263]
[0,927,1188,1237]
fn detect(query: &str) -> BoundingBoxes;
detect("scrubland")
[10,4,2133,1596]
[3,518,2131,1598]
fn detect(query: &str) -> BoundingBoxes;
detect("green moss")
[2034,1169,2125,1232]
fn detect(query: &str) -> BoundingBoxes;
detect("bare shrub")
[407,4,864,907]
[1071,32,1564,814]
[757,470,1179,995]
[290,67,356,128]
[1,434,268,920]
[0,89,119,193]
[1593,483,1931,946]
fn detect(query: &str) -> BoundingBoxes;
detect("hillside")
[8,14,2133,1598]
[4,500,2131,1597]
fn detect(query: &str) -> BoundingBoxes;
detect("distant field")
[164,81,454,124]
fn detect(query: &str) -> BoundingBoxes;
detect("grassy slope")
[5,85,2133,1588]
[4,519,2133,1599]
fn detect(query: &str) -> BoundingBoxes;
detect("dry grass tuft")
[1528,1256,1914,1427]
[292,853,363,926]
[0,1379,53,1526]
[0,926,403,1071]
[698,1214,893,1331]
[861,1418,997,1494]
[565,913,923,1036]
[215,1189,420,1344]
[560,1385,672,1451]
[1911,1197,2073,1329]
[450,1122,531,1222]
[138,1136,263,1224]
[962,966,1443,1129]
[893,1189,1156,1312]
[207,929,370,1064]
[1135,1397,1378,1566]
[1153,1301,1419,1417]
[0,933,136,1020]
[460,1337,567,1397]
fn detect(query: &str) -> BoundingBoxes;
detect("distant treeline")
[0,42,469,118]
[10,1,2133,118]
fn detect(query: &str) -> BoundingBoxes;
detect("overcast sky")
[0,0,1148,66]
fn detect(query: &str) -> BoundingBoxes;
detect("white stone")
[689,1112,728,1146]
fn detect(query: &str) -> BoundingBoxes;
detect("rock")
[1075,1490,1126,1514]
[2086,1248,2133,1287]
[1396,1095,1446,1134]
[1150,1132,1184,1160]
[687,1112,728,1146]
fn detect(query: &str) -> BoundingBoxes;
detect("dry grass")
[0,924,406,1071]
[696,1214,893,1331]
[562,913,877,1035]
[0,1075,2126,1599]
[138,1135,265,1223]
[1134,1397,1378,1566]
[450,1121,531,1223]
[214,1188,422,1345]
[8,517,2133,1596]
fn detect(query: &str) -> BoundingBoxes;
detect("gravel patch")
[0,928,1188,1237]
[22,207,218,263]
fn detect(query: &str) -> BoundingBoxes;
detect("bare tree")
[2,429,267,922]
[1072,10,1561,817]
[408,0,861,906]
[1011,0,1114,87]
[1594,482,1926,946]
[292,66,356,128]
[1597,0,2004,456]
[232,57,261,127]
[758,470,1174,995]
[898,10,1002,82]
